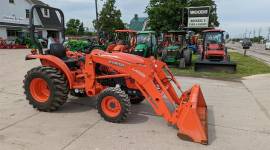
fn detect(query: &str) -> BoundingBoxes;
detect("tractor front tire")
[23,66,69,112]
[179,58,186,69]
[184,49,192,66]
[161,50,167,62]
[97,87,131,123]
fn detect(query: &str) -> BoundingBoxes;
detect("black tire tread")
[97,87,131,123]
[23,66,69,112]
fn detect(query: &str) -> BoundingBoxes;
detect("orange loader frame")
[26,49,208,144]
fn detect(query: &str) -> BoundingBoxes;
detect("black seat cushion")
[49,43,78,68]
[49,43,66,59]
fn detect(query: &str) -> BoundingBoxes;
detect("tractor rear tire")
[97,87,131,123]
[184,49,192,66]
[23,66,69,112]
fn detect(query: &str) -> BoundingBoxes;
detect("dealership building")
[0,0,61,41]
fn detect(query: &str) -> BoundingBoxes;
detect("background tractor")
[132,31,158,58]
[106,30,137,53]
[24,5,209,145]
[160,30,192,68]
[195,29,237,73]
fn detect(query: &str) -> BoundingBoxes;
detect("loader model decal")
[109,61,125,67]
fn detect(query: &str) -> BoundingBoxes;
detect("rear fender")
[26,54,74,88]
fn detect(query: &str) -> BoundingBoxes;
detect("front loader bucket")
[134,61,208,144]
[176,85,208,144]
[195,60,237,73]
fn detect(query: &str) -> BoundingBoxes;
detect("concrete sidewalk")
[242,74,270,121]
[0,49,270,150]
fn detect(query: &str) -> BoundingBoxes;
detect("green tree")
[78,22,85,35]
[66,19,85,35]
[146,0,219,32]
[66,19,80,35]
[251,36,264,43]
[93,0,125,37]
[146,0,187,32]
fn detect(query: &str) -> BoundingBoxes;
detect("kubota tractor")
[106,30,137,53]
[195,29,237,73]
[24,5,208,144]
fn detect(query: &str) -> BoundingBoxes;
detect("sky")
[42,0,270,38]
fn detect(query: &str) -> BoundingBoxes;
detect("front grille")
[167,51,178,57]
[207,56,224,61]
[133,51,144,57]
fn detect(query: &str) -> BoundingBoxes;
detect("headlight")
[135,49,144,52]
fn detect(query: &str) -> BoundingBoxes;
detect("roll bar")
[29,5,65,54]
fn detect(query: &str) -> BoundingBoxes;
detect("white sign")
[187,6,210,28]
[2,15,24,23]
[188,17,209,28]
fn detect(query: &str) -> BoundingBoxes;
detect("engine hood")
[208,44,223,50]
[206,50,225,56]
[91,49,146,64]
[165,45,179,51]
[135,43,148,51]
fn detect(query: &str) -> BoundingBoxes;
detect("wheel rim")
[29,78,50,103]
[101,96,122,118]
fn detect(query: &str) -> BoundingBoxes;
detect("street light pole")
[95,0,99,23]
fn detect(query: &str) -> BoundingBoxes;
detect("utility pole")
[95,0,99,38]
[258,27,262,43]
[258,27,262,37]
[268,27,270,40]
[95,0,99,24]
[244,29,248,38]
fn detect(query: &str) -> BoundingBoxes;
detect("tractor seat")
[49,43,78,68]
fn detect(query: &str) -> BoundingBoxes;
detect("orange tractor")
[106,30,137,53]
[24,5,208,144]
[195,29,237,73]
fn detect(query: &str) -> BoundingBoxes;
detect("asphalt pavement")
[0,49,270,150]
[227,42,270,65]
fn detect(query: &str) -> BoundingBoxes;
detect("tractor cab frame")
[160,30,192,68]
[132,31,158,58]
[106,30,137,53]
[195,29,237,73]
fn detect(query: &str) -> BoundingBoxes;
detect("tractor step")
[195,61,237,73]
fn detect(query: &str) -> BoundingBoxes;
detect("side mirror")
[225,34,230,40]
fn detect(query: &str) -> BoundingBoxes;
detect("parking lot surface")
[0,49,270,150]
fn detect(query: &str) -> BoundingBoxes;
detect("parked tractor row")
[101,29,236,72]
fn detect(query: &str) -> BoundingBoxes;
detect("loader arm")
[86,50,208,144]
